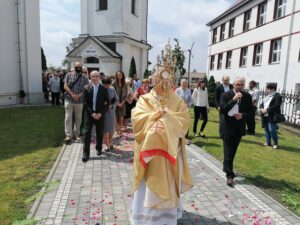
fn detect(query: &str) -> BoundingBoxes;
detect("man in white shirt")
[48,72,61,105]
[247,80,260,135]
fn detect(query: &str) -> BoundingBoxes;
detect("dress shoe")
[64,136,72,144]
[82,155,89,162]
[226,178,234,187]
[96,149,102,156]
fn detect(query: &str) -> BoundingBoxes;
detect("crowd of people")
[47,61,283,185]
[48,58,285,224]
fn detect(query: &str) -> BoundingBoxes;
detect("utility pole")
[187,42,194,88]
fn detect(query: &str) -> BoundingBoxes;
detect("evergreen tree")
[41,47,47,71]
[207,76,217,107]
[172,39,186,79]
[143,69,151,78]
[129,57,137,78]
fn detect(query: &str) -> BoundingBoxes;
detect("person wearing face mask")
[63,62,89,143]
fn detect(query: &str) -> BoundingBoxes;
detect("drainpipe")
[283,0,296,91]
[16,0,24,92]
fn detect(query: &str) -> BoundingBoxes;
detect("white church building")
[0,0,43,105]
[207,0,300,93]
[66,0,151,77]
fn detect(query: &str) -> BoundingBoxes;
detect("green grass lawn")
[190,108,300,216]
[0,106,64,225]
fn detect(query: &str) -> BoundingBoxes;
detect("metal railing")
[259,90,300,128]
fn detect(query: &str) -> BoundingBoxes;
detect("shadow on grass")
[193,141,221,148]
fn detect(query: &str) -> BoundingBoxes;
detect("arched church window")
[85,57,99,64]
[98,0,107,11]
[131,0,136,15]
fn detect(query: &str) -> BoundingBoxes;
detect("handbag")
[273,113,286,123]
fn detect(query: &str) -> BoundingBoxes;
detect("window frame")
[243,9,252,32]
[226,51,232,69]
[212,28,218,44]
[217,53,223,70]
[240,47,248,67]
[228,18,235,38]
[253,43,263,66]
[257,1,267,26]
[269,38,282,64]
[210,55,215,70]
[220,23,226,41]
[274,0,287,20]
[98,0,108,11]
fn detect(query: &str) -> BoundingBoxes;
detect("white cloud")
[40,0,234,70]
[148,0,234,72]
[40,0,80,67]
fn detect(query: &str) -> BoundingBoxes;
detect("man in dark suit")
[82,71,109,162]
[220,76,252,187]
[215,75,233,136]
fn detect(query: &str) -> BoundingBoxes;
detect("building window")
[210,55,215,70]
[257,1,267,26]
[240,47,248,67]
[220,24,226,41]
[212,28,218,44]
[243,10,251,32]
[269,39,282,63]
[274,0,287,19]
[228,18,235,38]
[85,57,99,64]
[131,0,136,15]
[226,51,232,69]
[98,0,108,11]
[253,43,263,66]
[298,49,300,62]
[217,53,223,70]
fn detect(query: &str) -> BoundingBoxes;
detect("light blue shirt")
[224,84,230,92]
[92,83,99,111]
[175,87,192,107]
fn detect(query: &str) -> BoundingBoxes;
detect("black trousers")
[223,133,242,178]
[51,92,60,105]
[83,117,105,157]
[193,106,208,134]
[246,106,257,134]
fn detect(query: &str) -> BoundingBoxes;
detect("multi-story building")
[207,0,300,93]
[0,0,43,105]
[67,0,151,77]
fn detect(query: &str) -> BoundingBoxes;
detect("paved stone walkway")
[29,129,300,225]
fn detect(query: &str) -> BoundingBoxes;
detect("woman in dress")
[102,77,119,151]
[114,71,128,136]
[124,78,136,130]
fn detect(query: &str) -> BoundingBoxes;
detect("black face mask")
[75,68,82,73]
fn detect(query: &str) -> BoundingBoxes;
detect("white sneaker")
[273,145,279,149]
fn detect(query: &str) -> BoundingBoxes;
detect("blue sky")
[40,0,235,72]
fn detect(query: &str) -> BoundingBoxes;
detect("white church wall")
[0,0,42,105]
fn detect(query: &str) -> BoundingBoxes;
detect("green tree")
[207,75,217,107]
[143,68,151,78]
[41,47,47,71]
[129,57,137,78]
[172,39,186,79]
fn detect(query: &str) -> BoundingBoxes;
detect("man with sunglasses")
[64,62,89,143]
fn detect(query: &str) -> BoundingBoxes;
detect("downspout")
[283,0,296,91]
[16,0,24,92]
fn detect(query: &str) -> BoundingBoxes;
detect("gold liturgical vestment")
[131,89,193,209]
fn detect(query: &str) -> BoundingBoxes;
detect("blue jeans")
[264,120,278,145]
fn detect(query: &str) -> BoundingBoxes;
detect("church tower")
[67,0,150,77]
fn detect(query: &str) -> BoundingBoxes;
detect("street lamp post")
[187,42,194,88]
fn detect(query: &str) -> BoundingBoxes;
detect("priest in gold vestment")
[131,43,193,225]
